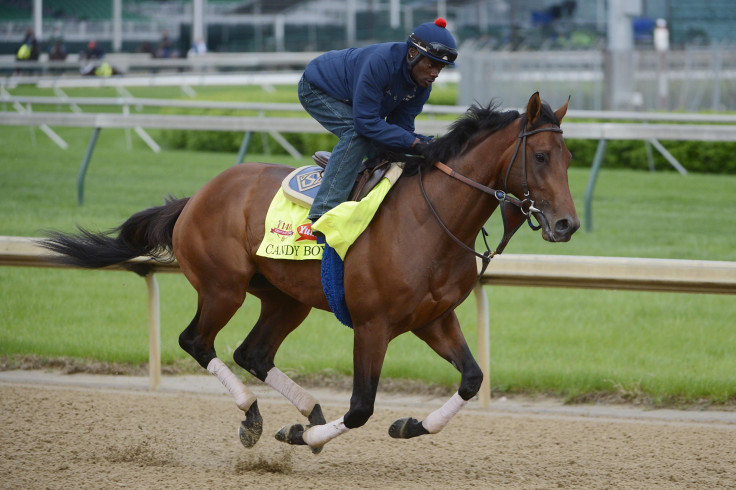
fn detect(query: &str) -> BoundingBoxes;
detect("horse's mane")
[402,100,559,174]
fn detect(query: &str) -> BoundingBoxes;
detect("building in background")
[1,0,734,111]
[1,0,735,55]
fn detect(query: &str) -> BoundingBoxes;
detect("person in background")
[157,31,173,58]
[189,37,208,56]
[298,18,457,228]
[81,40,105,60]
[80,40,117,77]
[48,27,66,61]
[16,28,39,61]
[49,39,67,61]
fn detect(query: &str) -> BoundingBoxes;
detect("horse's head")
[504,92,580,242]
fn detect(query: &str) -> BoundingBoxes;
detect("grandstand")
[1,0,735,56]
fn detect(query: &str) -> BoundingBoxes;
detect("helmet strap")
[406,47,423,70]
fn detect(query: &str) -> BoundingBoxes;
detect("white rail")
[3,109,736,142]
[3,106,735,210]
[5,94,736,124]
[2,236,734,405]
[0,52,323,74]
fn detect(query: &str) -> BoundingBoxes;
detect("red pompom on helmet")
[407,17,457,66]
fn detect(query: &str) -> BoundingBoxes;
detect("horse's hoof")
[238,401,263,448]
[304,404,326,454]
[275,423,306,445]
[304,427,324,455]
[308,403,326,426]
[275,424,324,454]
[388,417,429,439]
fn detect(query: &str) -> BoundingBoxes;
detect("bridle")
[503,125,564,228]
[417,121,563,314]
[419,122,563,259]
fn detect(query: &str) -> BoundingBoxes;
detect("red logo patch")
[270,220,294,241]
[296,223,317,241]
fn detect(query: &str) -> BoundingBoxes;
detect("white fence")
[2,236,735,407]
[0,52,323,77]
[2,94,736,228]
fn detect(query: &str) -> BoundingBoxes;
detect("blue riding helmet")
[407,17,458,67]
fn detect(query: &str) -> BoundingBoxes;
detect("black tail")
[40,196,190,270]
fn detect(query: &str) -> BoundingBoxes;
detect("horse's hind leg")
[389,312,483,439]
[233,290,327,435]
[179,285,263,448]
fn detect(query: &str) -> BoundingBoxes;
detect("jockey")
[298,18,457,228]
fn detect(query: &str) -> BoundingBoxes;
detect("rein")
[417,123,563,320]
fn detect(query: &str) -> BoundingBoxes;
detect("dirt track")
[1,370,735,489]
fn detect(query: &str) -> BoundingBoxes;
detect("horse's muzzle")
[541,214,580,242]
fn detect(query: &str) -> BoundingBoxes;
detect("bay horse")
[41,92,578,453]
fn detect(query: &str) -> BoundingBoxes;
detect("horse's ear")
[526,92,542,125]
[554,95,571,123]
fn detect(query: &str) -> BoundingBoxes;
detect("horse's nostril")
[555,219,571,234]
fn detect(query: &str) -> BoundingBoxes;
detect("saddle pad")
[256,163,403,261]
[312,162,403,261]
[256,189,323,260]
[282,165,323,207]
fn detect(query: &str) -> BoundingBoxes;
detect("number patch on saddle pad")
[282,165,323,208]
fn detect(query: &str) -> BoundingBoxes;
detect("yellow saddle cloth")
[256,163,403,261]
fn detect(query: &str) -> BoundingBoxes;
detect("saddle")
[312,151,393,202]
[282,151,397,208]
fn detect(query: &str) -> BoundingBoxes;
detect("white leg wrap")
[265,367,318,417]
[302,417,349,448]
[421,392,467,434]
[207,358,257,412]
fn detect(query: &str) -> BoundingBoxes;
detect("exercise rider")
[298,18,458,230]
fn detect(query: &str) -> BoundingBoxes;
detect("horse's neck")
[452,125,517,192]
[420,128,516,243]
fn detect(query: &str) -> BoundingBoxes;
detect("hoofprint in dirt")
[1,370,735,490]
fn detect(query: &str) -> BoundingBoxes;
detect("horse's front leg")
[389,312,483,439]
[276,323,389,452]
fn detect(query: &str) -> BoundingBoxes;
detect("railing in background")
[2,236,735,406]
[0,52,324,77]
[3,95,736,229]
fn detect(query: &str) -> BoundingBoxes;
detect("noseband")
[418,123,563,265]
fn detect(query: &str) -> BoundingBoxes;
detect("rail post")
[474,283,491,408]
[78,127,101,206]
[584,138,607,233]
[144,273,161,391]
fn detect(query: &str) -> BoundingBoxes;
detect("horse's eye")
[535,153,547,163]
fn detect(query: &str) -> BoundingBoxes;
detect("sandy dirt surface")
[1,370,735,489]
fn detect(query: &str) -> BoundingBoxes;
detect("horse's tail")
[40,196,190,269]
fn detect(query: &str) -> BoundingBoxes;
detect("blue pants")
[298,75,379,222]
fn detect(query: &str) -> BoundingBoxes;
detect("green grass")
[1,88,736,406]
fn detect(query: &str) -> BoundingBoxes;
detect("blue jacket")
[303,42,430,150]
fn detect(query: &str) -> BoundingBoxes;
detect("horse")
[41,92,579,453]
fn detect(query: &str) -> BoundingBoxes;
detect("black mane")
[404,100,560,173]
